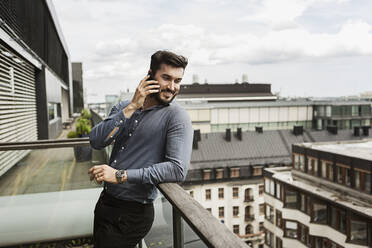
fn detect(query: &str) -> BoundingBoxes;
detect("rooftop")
[190,129,372,169]
[266,166,372,219]
[300,139,372,161]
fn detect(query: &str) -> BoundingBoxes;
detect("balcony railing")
[244,195,254,202]
[245,214,255,222]
[0,138,248,248]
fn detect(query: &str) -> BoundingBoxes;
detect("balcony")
[0,135,247,247]
[245,214,255,222]
[244,195,254,202]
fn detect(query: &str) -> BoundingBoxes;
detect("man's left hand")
[88,164,118,184]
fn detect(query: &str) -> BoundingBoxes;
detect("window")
[299,155,305,171]
[259,204,265,215]
[233,225,240,235]
[293,153,300,169]
[216,168,224,179]
[48,103,56,121]
[308,157,313,173]
[253,166,263,176]
[245,224,253,235]
[259,222,264,232]
[336,164,351,186]
[245,188,253,202]
[219,207,224,218]
[349,219,367,244]
[203,169,211,180]
[275,182,281,199]
[285,189,298,209]
[232,187,239,198]
[218,188,224,199]
[265,204,274,223]
[321,161,327,178]
[330,206,346,234]
[300,193,308,213]
[206,208,211,213]
[205,189,211,200]
[320,160,333,180]
[276,210,282,229]
[354,169,371,193]
[245,206,254,221]
[270,179,275,195]
[265,178,270,193]
[285,220,298,239]
[230,168,240,178]
[233,206,239,217]
[312,202,327,224]
[265,230,274,247]
[276,237,283,248]
[189,191,194,198]
[299,223,309,245]
[259,184,264,195]
[366,172,371,193]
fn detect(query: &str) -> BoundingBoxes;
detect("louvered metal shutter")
[0,42,38,177]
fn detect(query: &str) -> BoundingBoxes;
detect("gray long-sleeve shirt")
[89,100,193,203]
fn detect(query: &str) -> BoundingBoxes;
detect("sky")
[52,0,372,103]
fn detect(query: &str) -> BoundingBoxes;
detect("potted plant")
[67,109,93,162]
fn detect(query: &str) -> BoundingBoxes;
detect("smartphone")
[147,71,154,81]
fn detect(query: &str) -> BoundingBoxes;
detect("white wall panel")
[268,107,279,122]
[298,107,308,121]
[259,107,269,122]
[249,108,260,123]
[218,109,229,123]
[187,109,198,122]
[211,109,218,124]
[239,108,249,123]
[307,106,313,120]
[198,109,210,122]
[288,107,298,121]
[0,42,37,177]
[229,108,239,123]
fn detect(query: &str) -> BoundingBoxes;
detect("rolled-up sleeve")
[126,109,193,184]
[89,102,129,150]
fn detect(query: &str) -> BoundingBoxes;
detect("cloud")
[239,0,350,30]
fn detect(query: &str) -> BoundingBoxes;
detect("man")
[88,50,193,248]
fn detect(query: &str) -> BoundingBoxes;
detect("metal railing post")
[173,207,184,248]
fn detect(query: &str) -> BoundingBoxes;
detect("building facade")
[177,84,372,134]
[0,0,72,176]
[263,140,372,248]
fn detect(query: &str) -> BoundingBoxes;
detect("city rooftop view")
[0,0,372,248]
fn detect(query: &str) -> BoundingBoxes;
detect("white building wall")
[185,181,265,247]
[263,192,366,248]
[187,104,313,132]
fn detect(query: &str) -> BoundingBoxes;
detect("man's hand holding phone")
[123,75,159,118]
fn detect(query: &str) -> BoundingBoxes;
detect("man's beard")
[153,89,177,105]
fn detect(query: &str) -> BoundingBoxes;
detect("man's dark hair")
[150,50,188,76]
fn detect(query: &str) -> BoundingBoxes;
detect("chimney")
[327,125,337,135]
[293,125,303,136]
[225,128,231,141]
[195,129,201,141]
[192,137,198,149]
[362,126,370,136]
[255,126,263,133]
[236,127,242,140]
[192,74,199,84]
[193,129,201,149]
[242,74,248,83]
[354,126,360,136]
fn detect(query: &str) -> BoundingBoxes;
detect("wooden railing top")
[157,183,248,248]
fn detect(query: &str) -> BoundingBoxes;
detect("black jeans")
[93,191,154,248]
